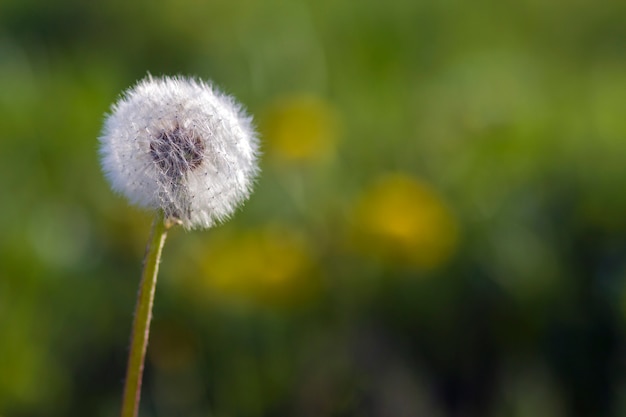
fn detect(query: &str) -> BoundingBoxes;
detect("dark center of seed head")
[149,125,205,178]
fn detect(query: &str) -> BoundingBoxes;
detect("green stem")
[120,211,169,417]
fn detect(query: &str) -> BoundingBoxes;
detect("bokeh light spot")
[260,94,339,162]
[192,226,318,307]
[352,173,459,269]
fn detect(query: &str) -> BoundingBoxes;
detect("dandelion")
[98,75,260,417]
[192,226,317,307]
[100,75,260,229]
[260,93,339,162]
[352,173,458,269]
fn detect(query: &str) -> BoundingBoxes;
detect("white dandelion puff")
[99,75,260,229]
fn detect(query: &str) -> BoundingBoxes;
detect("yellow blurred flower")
[352,174,459,269]
[260,94,339,162]
[191,226,317,307]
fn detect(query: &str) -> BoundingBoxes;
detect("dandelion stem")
[120,211,169,417]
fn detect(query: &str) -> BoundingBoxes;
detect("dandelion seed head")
[99,75,260,229]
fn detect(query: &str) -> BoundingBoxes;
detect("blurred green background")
[1,0,626,416]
